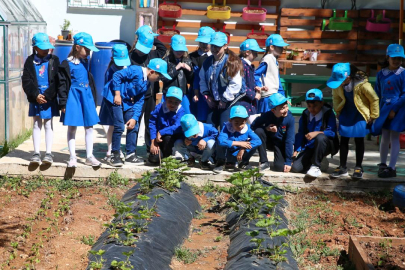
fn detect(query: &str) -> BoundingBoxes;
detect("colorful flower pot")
[366,10,391,32]
[157,24,180,44]
[242,0,267,22]
[322,10,353,31]
[247,27,268,47]
[158,0,182,19]
[207,0,231,20]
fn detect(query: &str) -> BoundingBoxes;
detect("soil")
[160,4,181,11]
[245,9,265,14]
[332,20,351,23]
[286,188,405,269]
[247,34,268,39]
[370,20,390,24]
[159,30,178,36]
[170,191,230,270]
[210,6,230,11]
[359,240,405,269]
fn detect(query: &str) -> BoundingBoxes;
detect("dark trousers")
[291,134,332,173]
[139,95,156,151]
[112,106,139,155]
[225,148,256,164]
[148,134,180,163]
[206,103,240,130]
[254,127,286,172]
[340,136,365,168]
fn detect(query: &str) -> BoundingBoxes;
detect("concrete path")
[0,117,404,192]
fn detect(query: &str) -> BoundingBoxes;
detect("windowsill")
[67,4,131,10]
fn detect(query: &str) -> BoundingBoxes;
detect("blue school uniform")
[372,67,405,135]
[254,59,285,114]
[149,102,185,141]
[217,122,262,158]
[62,61,99,126]
[185,122,218,146]
[339,83,369,138]
[98,64,122,126]
[28,60,59,119]
[239,58,257,115]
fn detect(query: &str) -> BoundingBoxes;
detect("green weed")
[175,247,201,264]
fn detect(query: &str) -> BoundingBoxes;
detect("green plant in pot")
[60,19,71,40]
[287,49,301,61]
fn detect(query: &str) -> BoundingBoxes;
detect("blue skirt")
[61,86,100,126]
[189,92,209,122]
[257,96,271,114]
[29,100,60,119]
[99,98,114,126]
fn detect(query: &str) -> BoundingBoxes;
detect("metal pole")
[400,0,404,45]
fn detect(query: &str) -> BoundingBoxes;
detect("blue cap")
[136,25,159,37]
[209,32,228,47]
[181,114,200,138]
[327,63,351,89]
[386,44,405,58]
[265,34,289,48]
[269,93,288,109]
[306,89,323,101]
[166,86,183,101]
[240,39,265,52]
[147,58,172,80]
[112,44,131,67]
[73,32,99,52]
[171,35,188,52]
[230,105,248,119]
[32,33,54,50]
[135,31,154,54]
[195,26,215,43]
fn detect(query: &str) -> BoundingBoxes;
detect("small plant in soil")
[175,247,201,264]
[111,250,134,270]
[155,157,189,191]
[81,235,96,246]
[106,171,129,188]
[89,249,106,270]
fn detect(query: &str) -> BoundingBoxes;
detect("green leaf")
[246,230,259,237]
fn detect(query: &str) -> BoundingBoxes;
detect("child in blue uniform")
[239,39,264,123]
[254,34,288,113]
[251,93,295,172]
[22,33,60,165]
[161,35,193,114]
[173,114,218,169]
[58,32,101,168]
[98,44,130,163]
[149,86,186,164]
[292,89,339,178]
[189,26,215,122]
[372,44,405,178]
[328,63,380,179]
[215,105,262,173]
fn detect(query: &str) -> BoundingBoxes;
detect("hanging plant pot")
[157,23,180,44]
[158,0,182,18]
[366,10,391,32]
[207,0,231,20]
[247,26,268,47]
[242,0,267,22]
[322,10,353,31]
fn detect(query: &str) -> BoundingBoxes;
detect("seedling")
[81,235,96,246]
[155,157,189,191]
[60,19,71,31]
[111,250,134,270]
[214,236,222,242]
[89,249,106,270]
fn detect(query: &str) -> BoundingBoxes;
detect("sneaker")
[330,167,349,178]
[120,151,125,159]
[42,153,54,164]
[306,165,322,178]
[320,157,329,172]
[109,152,123,167]
[67,157,77,168]
[187,156,196,167]
[259,161,270,171]
[125,153,144,165]
[225,162,237,171]
[379,167,396,178]
[30,153,41,165]
[213,160,225,174]
[85,156,101,167]
[238,161,250,170]
[377,163,388,176]
[199,160,211,170]
[102,155,112,163]
[352,167,363,180]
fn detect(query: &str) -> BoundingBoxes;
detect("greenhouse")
[0,0,46,144]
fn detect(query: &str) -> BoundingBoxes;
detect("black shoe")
[109,151,123,167]
[377,163,388,175]
[238,161,250,170]
[330,167,349,178]
[213,159,225,174]
[225,162,237,171]
[259,161,270,171]
[199,160,211,170]
[125,153,144,165]
[379,167,396,178]
[187,156,196,167]
[352,167,363,180]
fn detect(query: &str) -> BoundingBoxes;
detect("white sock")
[380,129,390,165]
[389,130,400,169]
[85,126,94,158]
[32,116,42,154]
[67,126,77,159]
[44,118,53,154]
[106,125,114,156]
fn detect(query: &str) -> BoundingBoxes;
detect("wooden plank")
[281,8,358,18]
[359,9,401,19]
[279,59,376,66]
[280,30,357,40]
[358,21,399,29]
[181,9,278,19]
[348,236,374,270]
[358,31,398,40]
[280,18,324,27]
[284,42,357,50]
[182,33,247,42]
[173,0,280,4]
[357,44,390,51]
[356,54,386,63]
[158,20,277,32]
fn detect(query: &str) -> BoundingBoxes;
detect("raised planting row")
[87,158,201,270]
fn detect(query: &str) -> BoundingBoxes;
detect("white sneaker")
[306,165,322,178]
[67,157,77,168]
[85,156,101,167]
[102,155,111,163]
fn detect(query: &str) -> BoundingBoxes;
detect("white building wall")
[30,0,137,44]
[281,0,400,9]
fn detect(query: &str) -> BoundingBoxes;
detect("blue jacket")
[149,102,185,141]
[294,105,337,152]
[184,122,218,145]
[251,110,295,165]
[103,64,124,104]
[112,65,148,121]
[254,61,285,97]
[218,123,262,156]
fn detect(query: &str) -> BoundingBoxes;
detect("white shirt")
[309,110,323,122]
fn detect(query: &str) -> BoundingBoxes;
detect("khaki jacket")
[332,78,380,122]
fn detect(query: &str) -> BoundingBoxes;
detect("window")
[68,0,131,9]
